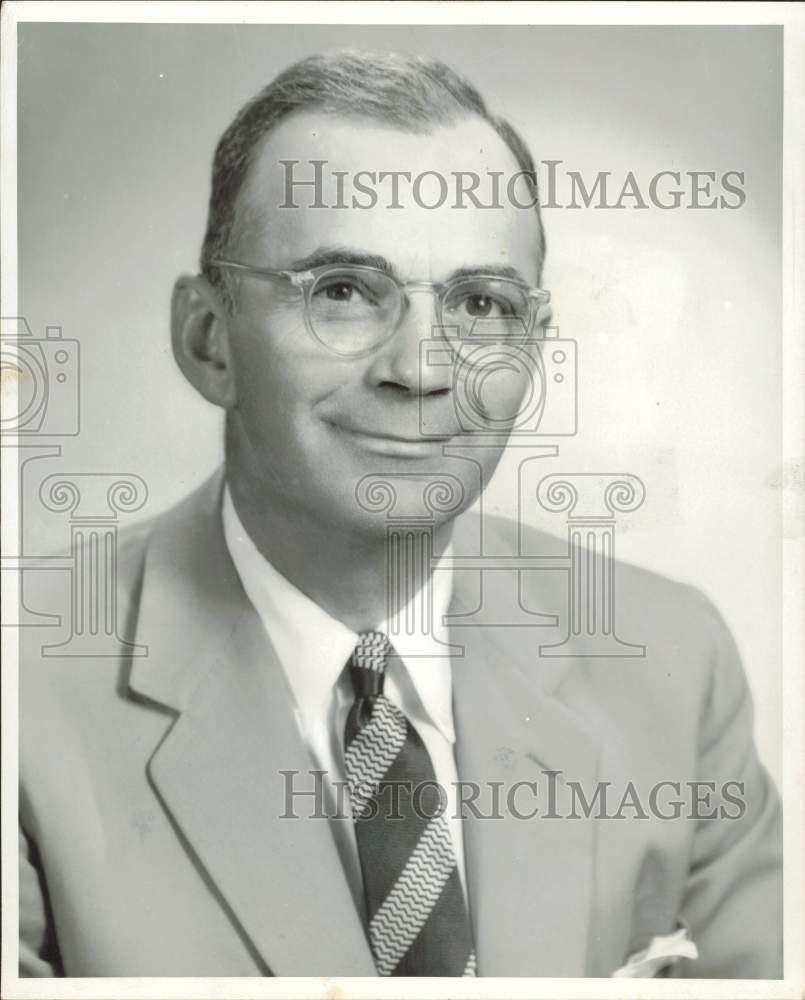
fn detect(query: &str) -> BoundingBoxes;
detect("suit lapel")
[450,559,599,977]
[128,473,375,976]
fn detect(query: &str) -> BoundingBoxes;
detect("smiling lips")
[328,422,455,458]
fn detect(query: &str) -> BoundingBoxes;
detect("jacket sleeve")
[671,589,783,978]
[19,824,63,977]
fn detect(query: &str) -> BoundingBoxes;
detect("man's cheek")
[483,368,535,425]
[455,346,540,428]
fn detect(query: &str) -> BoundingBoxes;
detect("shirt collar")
[221,485,456,744]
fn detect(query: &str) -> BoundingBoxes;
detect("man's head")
[172,50,549,540]
[199,51,546,297]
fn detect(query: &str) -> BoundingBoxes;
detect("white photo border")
[1,3,802,999]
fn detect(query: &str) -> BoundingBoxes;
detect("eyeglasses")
[211,258,551,358]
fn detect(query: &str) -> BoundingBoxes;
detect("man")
[19,50,781,978]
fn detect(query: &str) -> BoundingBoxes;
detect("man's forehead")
[248,109,524,191]
[232,110,542,279]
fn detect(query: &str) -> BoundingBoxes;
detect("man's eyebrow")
[289,247,395,274]
[448,265,529,283]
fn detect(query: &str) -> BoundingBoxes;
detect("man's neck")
[226,473,454,634]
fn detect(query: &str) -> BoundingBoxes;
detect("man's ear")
[171,275,237,408]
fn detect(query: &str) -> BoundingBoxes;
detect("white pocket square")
[613,925,699,978]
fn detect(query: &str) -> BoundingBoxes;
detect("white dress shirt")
[221,486,467,913]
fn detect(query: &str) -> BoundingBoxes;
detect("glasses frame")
[210,257,552,358]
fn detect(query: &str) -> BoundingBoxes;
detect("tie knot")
[350,631,391,696]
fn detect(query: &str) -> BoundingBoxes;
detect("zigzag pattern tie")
[344,631,476,977]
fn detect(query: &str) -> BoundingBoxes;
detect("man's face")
[222,111,544,536]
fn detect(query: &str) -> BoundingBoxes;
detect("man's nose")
[366,291,453,395]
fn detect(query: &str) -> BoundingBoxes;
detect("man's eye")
[466,294,493,317]
[321,282,360,302]
[456,294,510,318]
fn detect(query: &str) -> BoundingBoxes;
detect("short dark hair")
[200,49,546,300]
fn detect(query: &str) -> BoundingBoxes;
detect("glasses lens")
[442,278,531,340]
[308,267,399,355]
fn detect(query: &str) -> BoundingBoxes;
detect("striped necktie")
[343,630,476,977]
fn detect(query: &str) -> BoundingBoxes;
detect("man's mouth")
[326,422,456,458]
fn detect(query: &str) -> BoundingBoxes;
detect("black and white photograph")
[1,3,803,997]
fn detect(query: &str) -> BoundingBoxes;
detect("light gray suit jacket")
[19,472,782,977]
